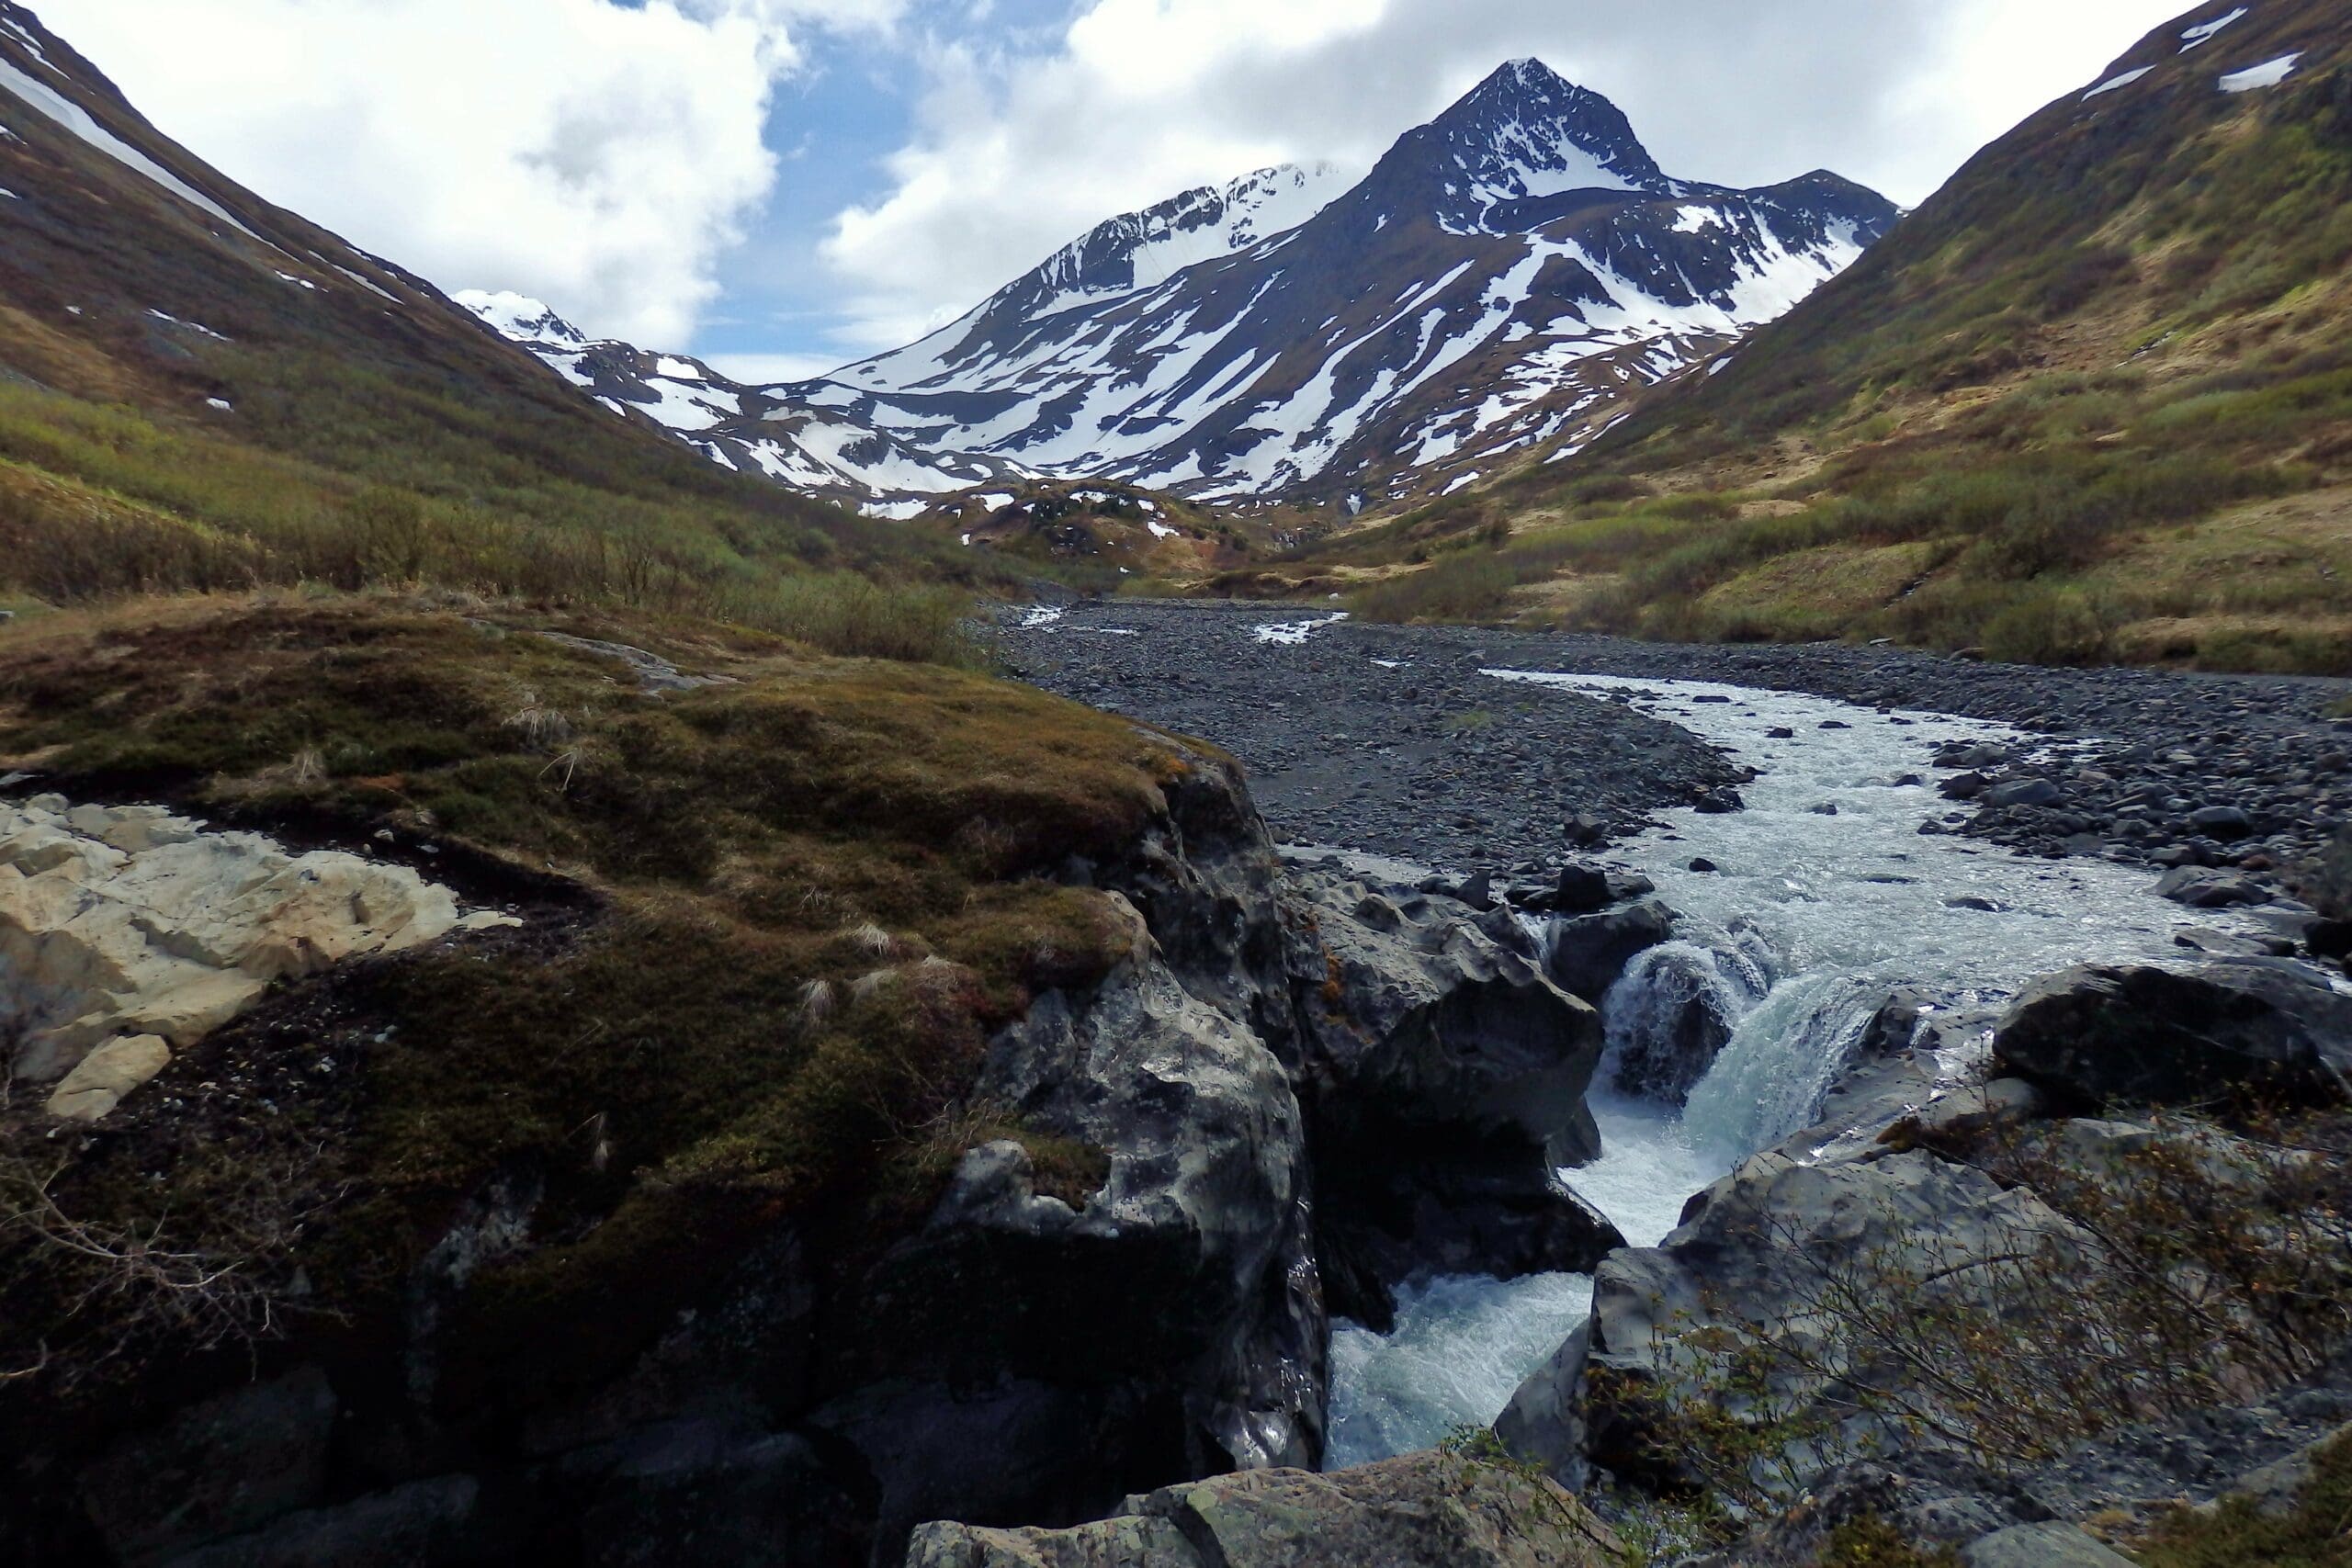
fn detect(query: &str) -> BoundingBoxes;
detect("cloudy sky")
[38,0,2188,380]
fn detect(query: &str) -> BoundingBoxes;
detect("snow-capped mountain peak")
[1404,57,1674,233]
[466,60,1896,518]
[455,289,586,348]
[1023,161,1349,310]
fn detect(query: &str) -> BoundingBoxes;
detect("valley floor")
[999,600,2352,893]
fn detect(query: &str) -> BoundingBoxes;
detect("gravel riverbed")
[998,601,2352,903]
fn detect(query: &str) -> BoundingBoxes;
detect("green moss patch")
[0,596,1193,1409]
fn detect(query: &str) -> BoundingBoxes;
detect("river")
[1326,667,2283,1467]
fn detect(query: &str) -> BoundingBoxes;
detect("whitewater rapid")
[1325,670,2274,1467]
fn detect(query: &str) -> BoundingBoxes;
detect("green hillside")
[0,4,996,649]
[1319,0,2352,672]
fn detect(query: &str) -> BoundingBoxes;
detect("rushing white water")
[1325,670,2274,1467]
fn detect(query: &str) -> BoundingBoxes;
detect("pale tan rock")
[46,1034,172,1122]
[1,799,520,1103]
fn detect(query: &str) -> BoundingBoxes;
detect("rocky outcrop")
[825,899,1324,1551]
[1284,868,1621,1328]
[1541,897,1675,1006]
[1992,960,2352,1111]
[901,1451,1621,1568]
[8,747,1649,1567]
[1498,1147,2079,1493]
[0,795,516,1114]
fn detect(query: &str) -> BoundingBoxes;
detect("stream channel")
[1324,666,2281,1468]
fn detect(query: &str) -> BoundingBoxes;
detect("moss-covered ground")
[0,593,1198,1419]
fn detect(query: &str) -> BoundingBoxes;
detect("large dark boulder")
[827,903,1326,1552]
[1544,897,1676,1004]
[1286,873,1621,1329]
[1496,1149,2081,1495]
[1992,961,2352,1111]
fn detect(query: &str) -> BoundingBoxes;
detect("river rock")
[1984,778,2060,809]
[902,1450,1619,1568]
[1992,961,2352,1111]
[1601,944,1751,1105]
[1501,1149,2080,1495]
[78,1367,341,1564]
[2155,867,2267,909]
[1540,863,1612,916]
[160,1476,486,1568]
[1961,1523,2137,1566]
[44,1032,172,1122]
[1544,897,1676,1005]
[2187,805,2256,840]
[1286,871,1618,1325]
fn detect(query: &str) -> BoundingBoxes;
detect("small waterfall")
[1681,973,1886,1157]
[1325,668,2285,1468]
[1599,937,1773,1104]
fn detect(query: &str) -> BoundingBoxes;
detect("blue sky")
[38,0,2191,380]
[705,27,925,378]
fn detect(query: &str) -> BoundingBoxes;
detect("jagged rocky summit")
[468,59,1895,514]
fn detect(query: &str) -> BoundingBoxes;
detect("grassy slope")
[0,3,1192,1460]
[0,595,1209,1426]
[0,5,1013,635]
[1314,0,2352,673]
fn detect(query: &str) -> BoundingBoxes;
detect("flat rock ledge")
[0,795,517,1119]
[903,1451,1621,1568]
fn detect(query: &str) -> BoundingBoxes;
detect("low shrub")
[1979,585,2116,665]
[1634,1111,2352,1514]
[2135,1428,2352,1568]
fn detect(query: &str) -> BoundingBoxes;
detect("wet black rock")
[1984,778,2060,809]
[1545,863,1613,915]
[2156,867,2268,909]
[1544,897,1676,1005]
[1992,961,2352,1112]
[1285,870,1623,1331]
[2189,804,2256,840]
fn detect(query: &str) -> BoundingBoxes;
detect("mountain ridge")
[470,58,1894,516]
[1319,0,2352,675]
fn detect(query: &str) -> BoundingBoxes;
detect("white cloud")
[815,0,2186,357]
[32,0,899,345]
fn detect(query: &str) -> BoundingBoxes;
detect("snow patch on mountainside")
[2220,52,2302,91]
[0,56,254,237]
[456,60,1893,515]
[2085,66,2156,99]
[456,290,587,346]
[2180,7,2248,50]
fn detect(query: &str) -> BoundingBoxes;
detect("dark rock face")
[831,933,1324,1548]
[1285,870,1622,1329]
[1498,1147,2079,1493]
[1544,897,1676,1004]
[38,748,1337,1568]
[165,1478,492,1568]
[77,1369,341,1565]
[1992,962,2352,1111]
[903,1450,1621,1568]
